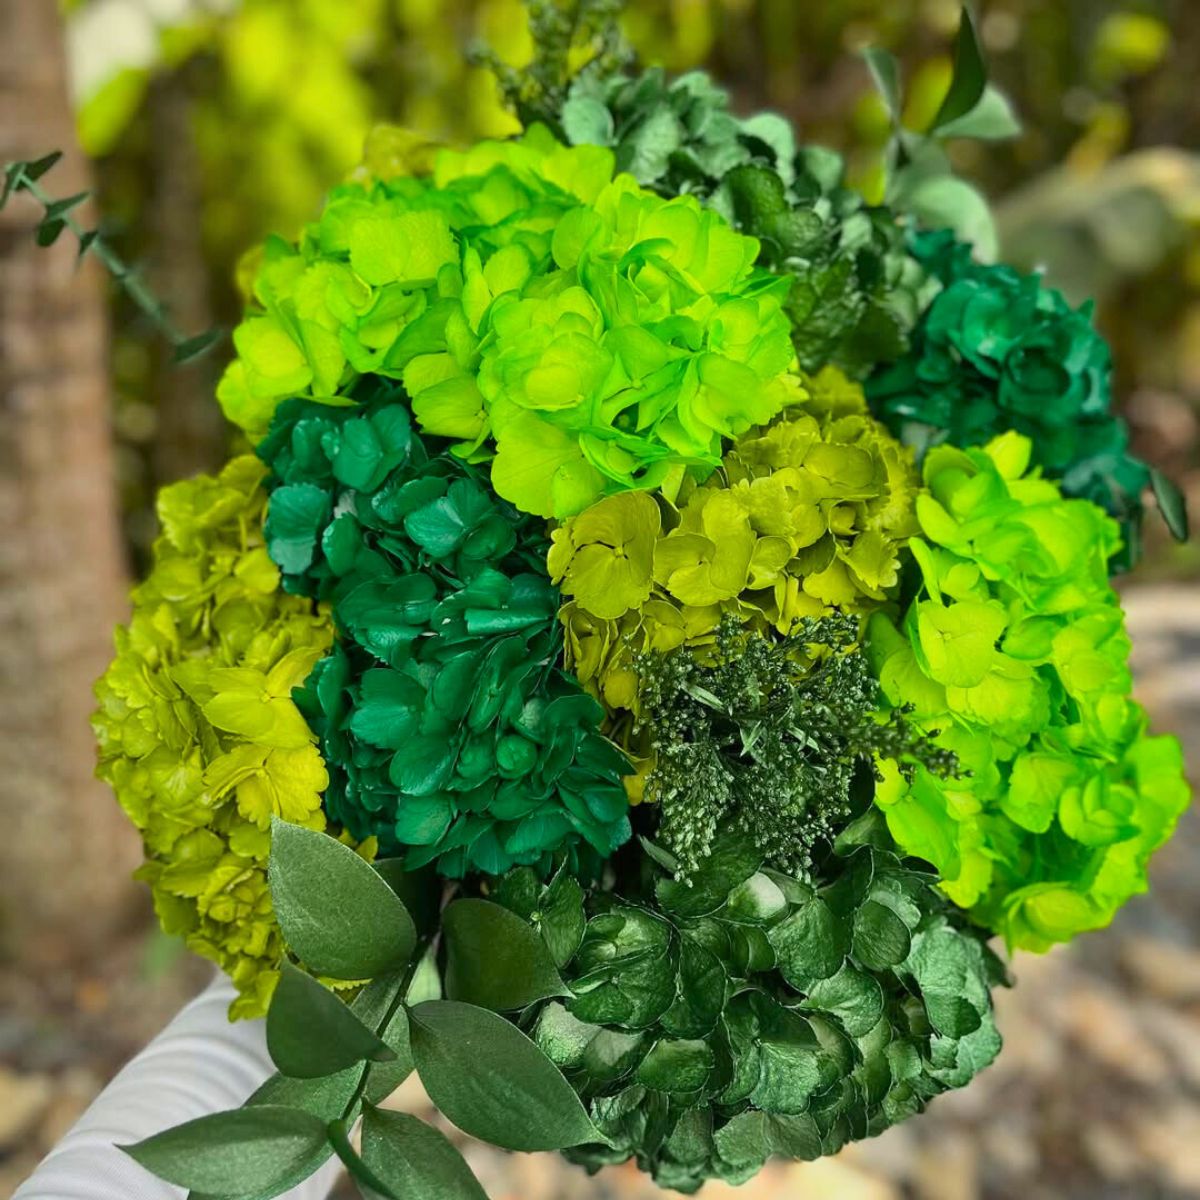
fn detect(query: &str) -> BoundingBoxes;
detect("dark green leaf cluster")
[867,230,1189,569]
[634,616,958,883]
[556,68,936,376]
[516,820,1004,1193]
[257,391,631,878]
[123,821,600,1200]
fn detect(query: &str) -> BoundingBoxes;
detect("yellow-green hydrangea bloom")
[868,432,1190,951]
[93,456,338,1018]
[550,369,920,719]
[217,124,797,520]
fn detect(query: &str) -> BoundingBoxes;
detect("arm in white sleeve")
[13,973,342,1200]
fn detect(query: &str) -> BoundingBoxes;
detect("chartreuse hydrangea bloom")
[867,230,1187,568]
[92,457,338,1018]
[256,388,632,877]
[509,814,1003,1193]
[868,432,1189,950]
[549,370,919,716]
[217,123,799,521]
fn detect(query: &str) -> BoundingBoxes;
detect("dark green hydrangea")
[557,68,936,377]
[867,230,1188,568]
[508,813,1004,1194]
[257,389,632,877]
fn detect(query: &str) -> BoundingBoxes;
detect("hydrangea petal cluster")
[867,230,1166,568]
[92,457,337,1017]
[867,432,1189,950]
[513,820,1002,1194]
[217,123,798,521]
[256,391,632,877]
[549,370,919,718]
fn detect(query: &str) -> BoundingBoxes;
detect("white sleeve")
[12,973,342,1200]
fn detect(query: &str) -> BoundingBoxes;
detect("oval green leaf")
[267,961,395,1079]
[443,898,567,1011]
[360,1107,488,1200]
[409,999,598,1151]
[269,818,416,980]
[122,1105,327,1194]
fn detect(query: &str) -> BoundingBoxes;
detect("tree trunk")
[0,0,140,969]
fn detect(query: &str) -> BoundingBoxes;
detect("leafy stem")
[1,152,222,364]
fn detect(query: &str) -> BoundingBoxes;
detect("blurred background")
[0,1,1197,1197]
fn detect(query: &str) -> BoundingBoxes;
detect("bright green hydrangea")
[92,457,338,1018]
[218,124,798,520]
[867,432,1189,950]
[550,370,919,720]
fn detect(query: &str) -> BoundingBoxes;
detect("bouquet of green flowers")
[90,5,1190,1197]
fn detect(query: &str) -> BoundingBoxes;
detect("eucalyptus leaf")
[936,85,1020,141]
[408,1000,598,1150]
[1151,466,1190,542]
[360,1107,488,1200]
[862,47,903,124]
[269,818,416,980]
[122,1106,328,1194]
[267,962,395,1079]
[929,7,988,133]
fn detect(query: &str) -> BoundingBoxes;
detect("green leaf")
[902,174,998,260]
[560,95,616,146]
[443,898,567,1011]
[936,85,1020,140]
[43,190,89,219]
[267,962,396,1079]
[862,47,903,124]
[359,1107,488,1200]
[36,217,66,247]
[269,818,416,980]
[408,999,598,1151]
[23,151,63,182]
[1151,467,1189,542]
[768,897,849,991]
[656,832,762,918]
[930,7,988,133]
[174,328,225,365]
[122,1106,328,1194]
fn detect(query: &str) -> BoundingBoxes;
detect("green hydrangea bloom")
[218,124,797,521]
[550,371,919,719]
[558,69,937,378]
[92,457,336,1018]
[867,230,1185,569]
[257,390,632,877]
[867,432,1190,950]
[507,816,1003,1193]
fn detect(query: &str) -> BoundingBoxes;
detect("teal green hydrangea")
[218,124,799,520]
[257,389,632,877]
[509,816,1003,1193]
[868,432,1190,951]
[92,457,337,1018]
[867,230,1188,569]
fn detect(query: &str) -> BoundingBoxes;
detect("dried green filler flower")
[634,616,957,883]
[257,390,632,877]
[868,230,1188,568]
[512,817,1004,1193]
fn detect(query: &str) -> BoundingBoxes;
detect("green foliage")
[550,373,920,721]
[514,821,1003,1193]
[868,229,1188,569]
[123,819,595,1200]
[868,433,1190,950]
[1,152,221,363]
[257,392,632,877]
[556,68,938,378]
[634,616,958,883]
[92,457,337,1018]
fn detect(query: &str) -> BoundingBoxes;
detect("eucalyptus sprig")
[121,822,600,1200]
[1,152,222,364]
